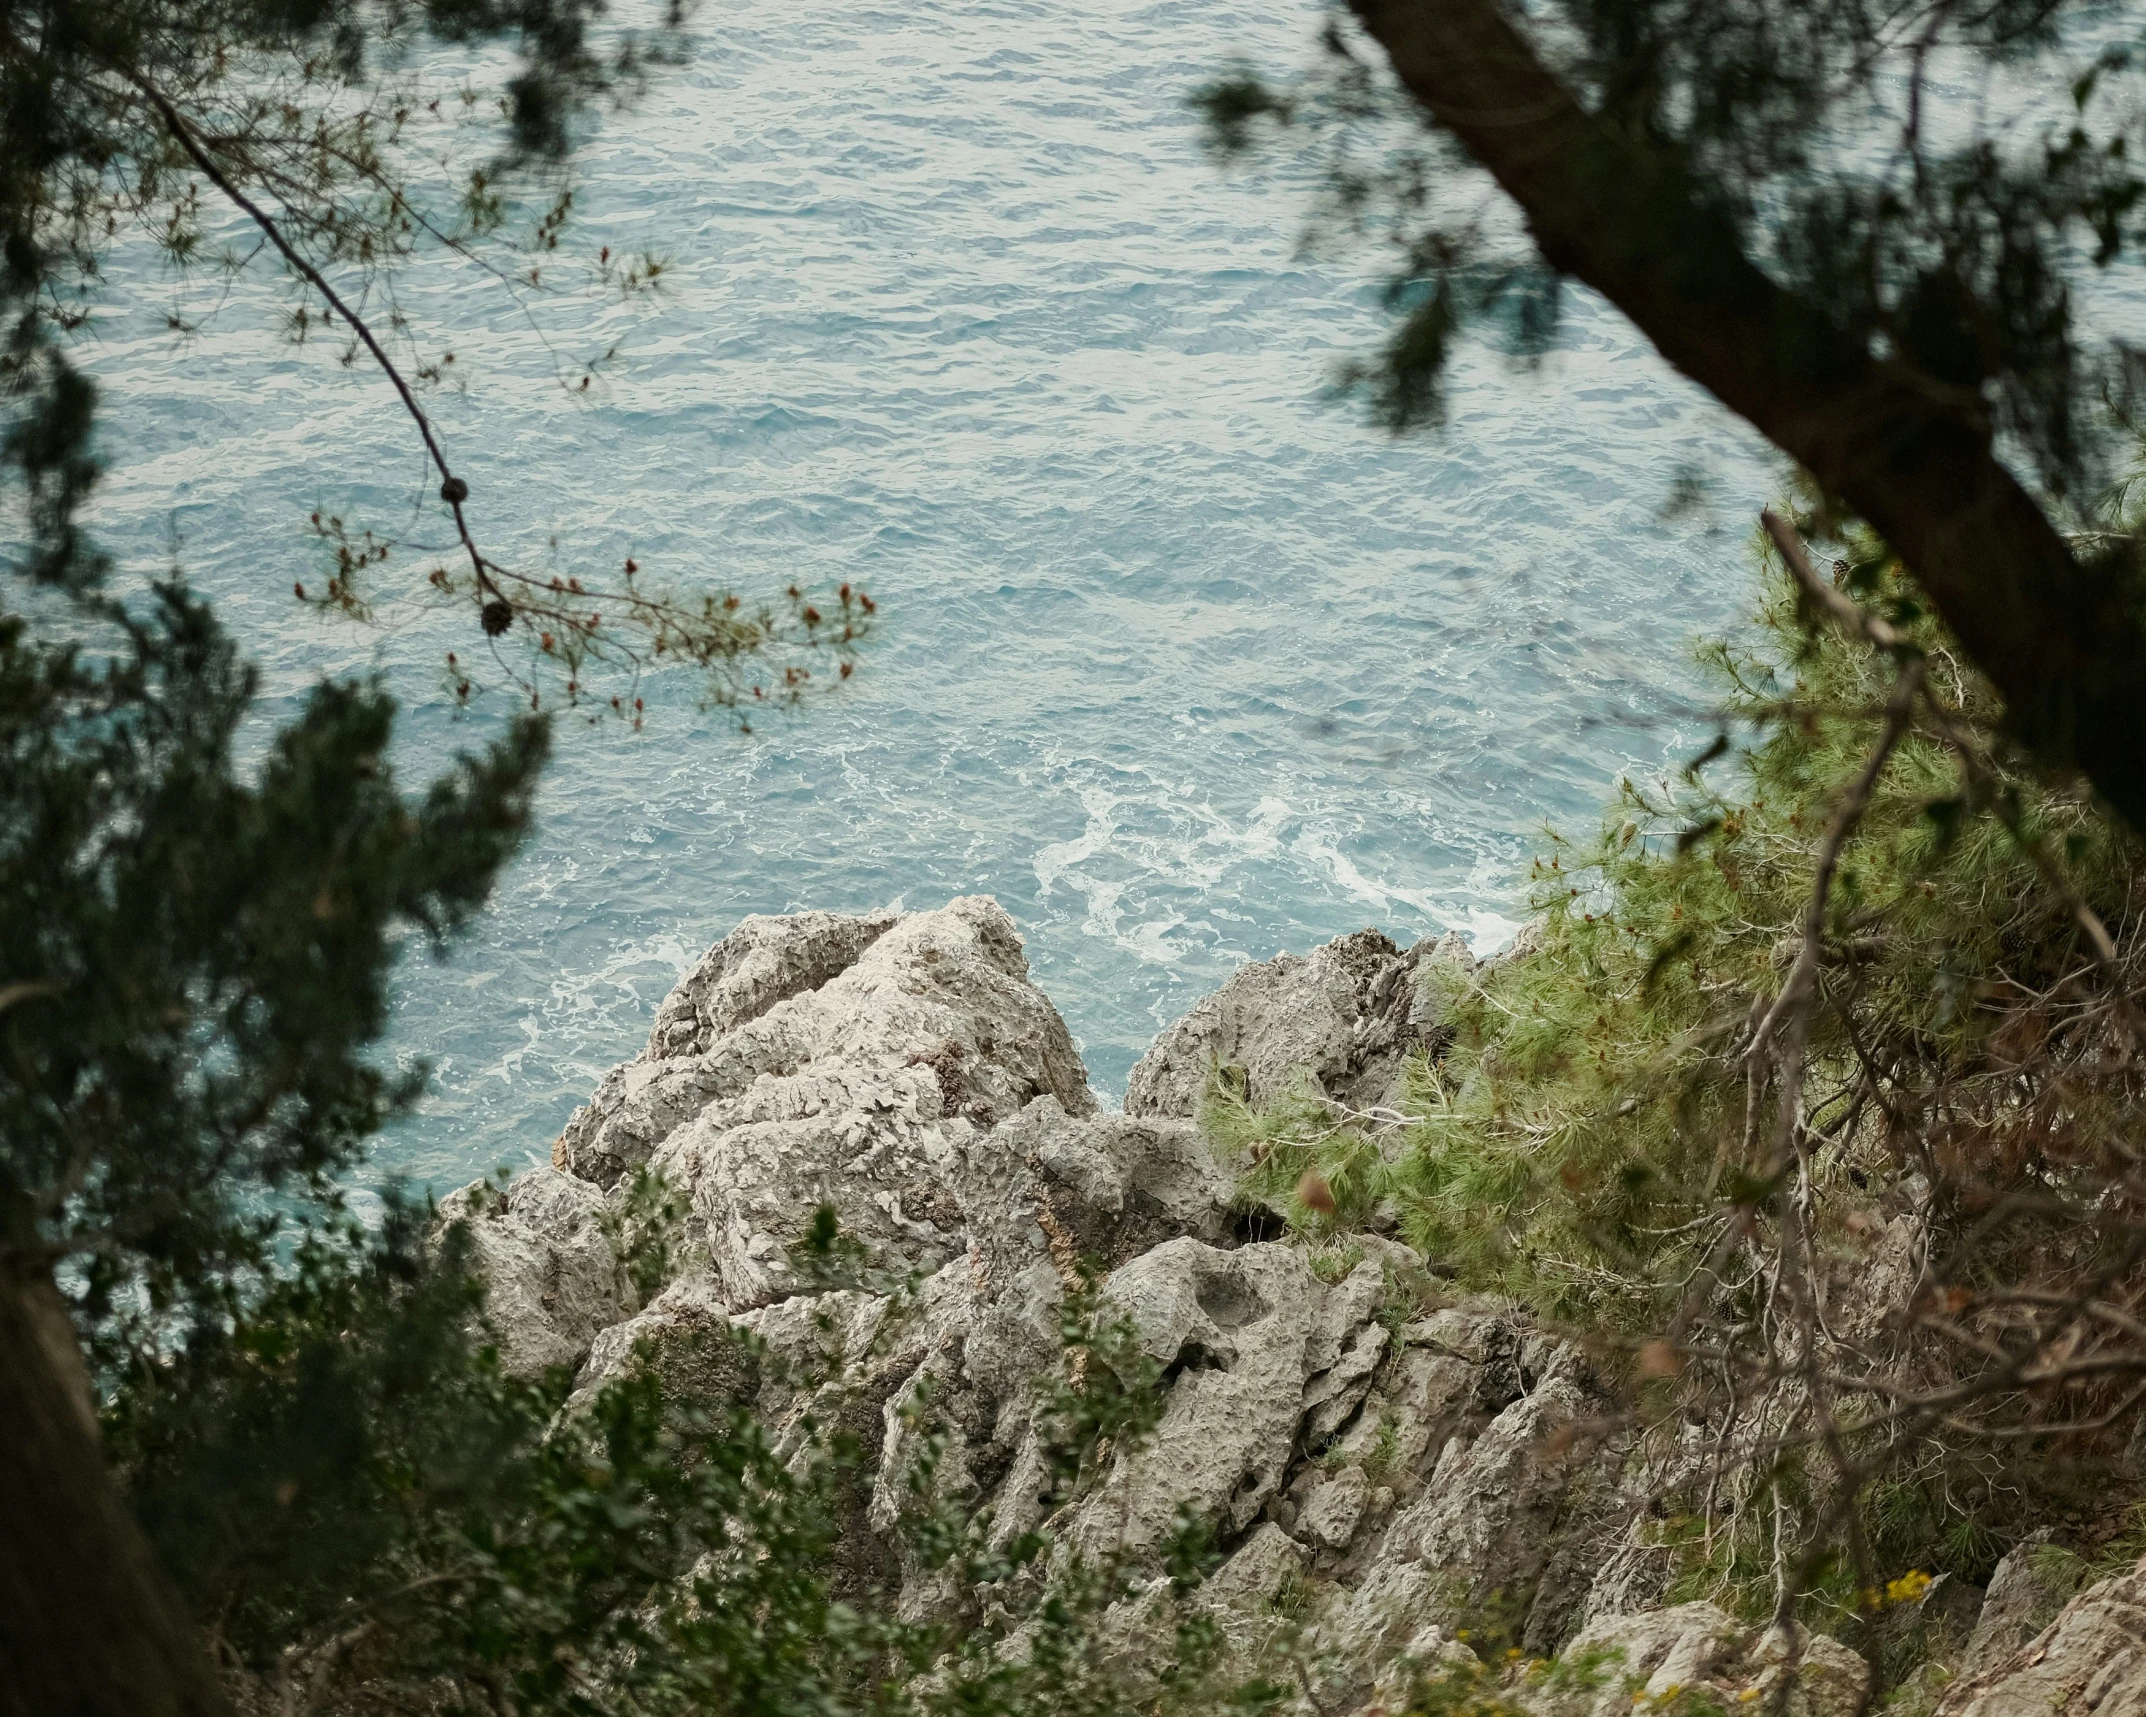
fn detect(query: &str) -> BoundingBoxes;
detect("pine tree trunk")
[0,1269,229,1717]
[1347,0,2146,831]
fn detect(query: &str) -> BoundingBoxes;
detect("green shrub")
[1202,516,2146,1624]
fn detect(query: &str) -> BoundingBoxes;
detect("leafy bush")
[1206,514,2146,1620]
[1389,534,2135,1333]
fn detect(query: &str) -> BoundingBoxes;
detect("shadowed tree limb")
[1345,0,2146,828]
[0,1269,229,1716]
[122,74,494,590]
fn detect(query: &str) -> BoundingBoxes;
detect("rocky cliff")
[450,897,2146,1717]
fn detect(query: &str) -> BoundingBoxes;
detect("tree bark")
[1346,0,2146,829]
[0,1268,229,1717]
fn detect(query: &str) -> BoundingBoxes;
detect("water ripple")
[71,0,1776,1185]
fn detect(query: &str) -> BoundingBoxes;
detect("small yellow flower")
[1885,1571,1933,1606]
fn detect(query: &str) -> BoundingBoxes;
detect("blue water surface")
[74,0,1778,1187]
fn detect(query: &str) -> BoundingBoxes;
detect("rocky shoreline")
[449,897,2146,1717]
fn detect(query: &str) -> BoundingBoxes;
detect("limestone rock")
[1328,1341,1479,1479]
[1361,1370,1610,1644]
[1303,1321,1388,1450]
[657,1093,968,1309]
[1317,1560,1463,1703]
[438,1167,625,1377]
[1202,1521,1307,1616]
[1533,1606,1873,1717]
[1958,1533,2080,1676]
[1938,1557,2146,1717]
[1124,927,1474,1120]
[647,909,900,1058]
[1543,1602,1744,1716]
[566,898,1094,1304]
[555,896,1092,1192]
[571,1272,916,1448]
[457,899,2146,1717]
[572,1275,752,1412]
[1300,1465,1371,1551]
[503,888,1634,1690]
[551,910,894,1186]
[1361,1618,1479,1716]
[1078,1239,1322,1552]
[953,1095,1240,1289]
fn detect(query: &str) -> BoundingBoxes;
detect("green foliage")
[0,583,548,1351]
[1198,520,2146,1625]
[111,1201,884,1715]
[1861,1476,2001,1588]
[1038,1272,1170,1491]
[602,1167,692,1307]
[1359,1413,1404,1483]
[1201,1072,1391,1238]
[1363,530,2146,1609]
[1376,538,2135,1331]
[1379,1640,1628,1717]
[1652,1487,1874,1632]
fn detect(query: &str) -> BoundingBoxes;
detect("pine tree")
[0,0,861,1703]
[1207,0,2146,824]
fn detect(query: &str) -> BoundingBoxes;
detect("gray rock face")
[647,910,900,1058]
[1533,1606,1873,1717]
[953,1096,1241,1289]
[1938,1556,2146,1717]
[1124,927,1474,1120]
[448,903,2139,1717]
[437,1167,625,1377]
[571,1275,748,1413]
[460,903,1630,1692]
[1201,1520,1308,1636]
[441,906,1741,1692]
[1340,1602,1871,1717]
[553,897,1092,1192]
[557,897,1096,1305]
[1957,1533,2082,1677]
[1080,1239,1322,1550]
[1391,1372,1606,1627]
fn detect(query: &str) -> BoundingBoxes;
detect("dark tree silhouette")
[1209,0,2146,824]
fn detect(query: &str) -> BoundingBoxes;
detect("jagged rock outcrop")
[553,896,1095,1310]
[1530,1605,1873,1717]
[1082,1238,1326,1551]
[552,899,1091,1188]
[1937,1554,2146,1717]
[1125,927,1474,1121]
[452,899,2140,1717]
[1955,1533,2076,1676]
[438,1166,624,1377]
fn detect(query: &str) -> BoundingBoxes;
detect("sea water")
[73,0,1776,1188]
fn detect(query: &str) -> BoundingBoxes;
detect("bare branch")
[119,69,499,606]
